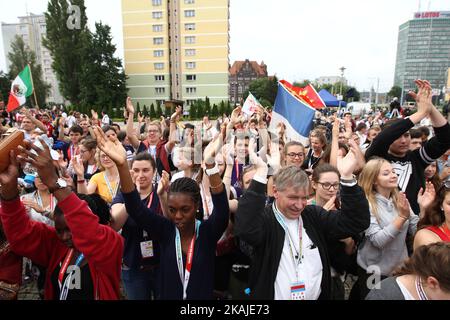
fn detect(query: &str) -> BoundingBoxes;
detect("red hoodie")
[0,193,123,300]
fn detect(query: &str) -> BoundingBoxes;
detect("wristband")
[340,174,357,184]
[77,180,86,184]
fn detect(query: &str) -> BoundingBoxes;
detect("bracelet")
[398,215,409,221]
[340,174,357,184]
[210,182,223,190]
[77,180,86,184]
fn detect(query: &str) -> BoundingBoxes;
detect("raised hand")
[417,181,436,212]
[71,155,85,177]
[137,112,144,123]
[397,192,411,219]
[248,138,266,170]
[126,97,135,115]
[92,126,127,167]
[323,195,337,211]
[336,138,359,179]
[22,198,44,213]
[230,106,242,125]
[0,151,20,200]
[17,139,59,189]
[157,170,170,196]
[408,79,432,116]
[91,109,99,121]
[171,106,182,122]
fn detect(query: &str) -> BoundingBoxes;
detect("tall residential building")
[1,13,64,104]
[394,11,450,98]
[229,59,267,105]
[122,0,230,109]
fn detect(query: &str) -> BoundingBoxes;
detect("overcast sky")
[1,0,449,92]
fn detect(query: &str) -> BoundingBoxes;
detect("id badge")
[140,240,154,258]
[290,281,306,300]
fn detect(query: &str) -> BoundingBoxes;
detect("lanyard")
[235,159,240,180]
[60,252,85,300]
[58,249,74,289]
[175,220,201,300]
[104,172,119,200]
[69,144,78,160]
[272,203,303,271]
[308,150,322,169]
[146,191,154,209]
[200,184,210,219]
[415,277,429,300]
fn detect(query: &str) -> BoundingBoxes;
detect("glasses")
[317,182,340,190]
[287,152,305,159]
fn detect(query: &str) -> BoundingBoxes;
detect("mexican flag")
[7,65,33,112]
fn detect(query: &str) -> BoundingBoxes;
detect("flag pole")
[28,63,39,109]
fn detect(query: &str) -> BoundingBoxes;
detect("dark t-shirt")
[51,261,94,300]
[111,190,162,269]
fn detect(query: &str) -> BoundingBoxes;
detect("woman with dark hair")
[366,242,450,300]
[93,126,229,300]
[0,141,123,300]
[414,182,450,249]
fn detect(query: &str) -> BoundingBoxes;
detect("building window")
[152,24,163,32]
[155,87,165,94]
[185,49,196,56]
[156,100,165,105]
[186,87,197,94]
[154,50,164,57]
[152,11,163,19]
[186,74,197,81]
[185,36,195,44]
[186,99,196,106]
[185,0,195,4]
[153,37,163,45]
[152,0,162,5]
[186,62,196,69]
[155,75,165,81]
[184,10,195,17]
[154,63,164,70]
[185,23,195,31]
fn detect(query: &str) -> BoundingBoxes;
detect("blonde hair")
[358,157,399,222]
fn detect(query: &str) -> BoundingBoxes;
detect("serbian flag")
[269,82,315,145]
[7,66,33,112]
[280,80,326,110]
[242,92,261,116]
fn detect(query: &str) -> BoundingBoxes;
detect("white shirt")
[274,215,323,300]
[396,278,415,300]
[67,115,77,128]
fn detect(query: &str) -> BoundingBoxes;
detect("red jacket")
[0,193,123,300]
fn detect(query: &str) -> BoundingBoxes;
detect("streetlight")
[338,67,346,111]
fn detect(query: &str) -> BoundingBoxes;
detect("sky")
[0,0,449,93]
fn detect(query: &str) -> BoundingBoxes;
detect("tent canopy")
[318,89,347,107]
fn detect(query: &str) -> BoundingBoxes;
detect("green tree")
[136,102,141,115]
[189,103,197,120]
[0,71,10,104]
[143,104,149,117]
[150,103,156,118]
[204,96,211,116]
[218,100,226,116]
[246,76,279,106]
[293,80,311,88]
[388,86,402,99]
[43,0,89,105]
[211,103,218,118]
[79,22,127,111]
[156,101,163,118]
[7,36,50,107]
[226,100,232,116]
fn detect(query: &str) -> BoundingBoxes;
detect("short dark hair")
[69,125,83,135]
[132,152,156,170]
[117,130,127,142]
[169,177,201,207]
[102,125,117,134]
[409,128,422,139]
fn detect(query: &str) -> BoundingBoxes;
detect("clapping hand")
[157,170,170,196]
[417,181,436,212]
[397,192,411,219]
[92,126,127,167]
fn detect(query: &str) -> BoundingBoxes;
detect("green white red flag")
[7,65,33,112]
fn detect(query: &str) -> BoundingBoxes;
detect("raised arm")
[125,97,141,150]
[166,106,182,153]
[234,138,269,247]
[92,126,173,241]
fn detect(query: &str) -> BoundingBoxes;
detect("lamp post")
[338,66,346,111]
